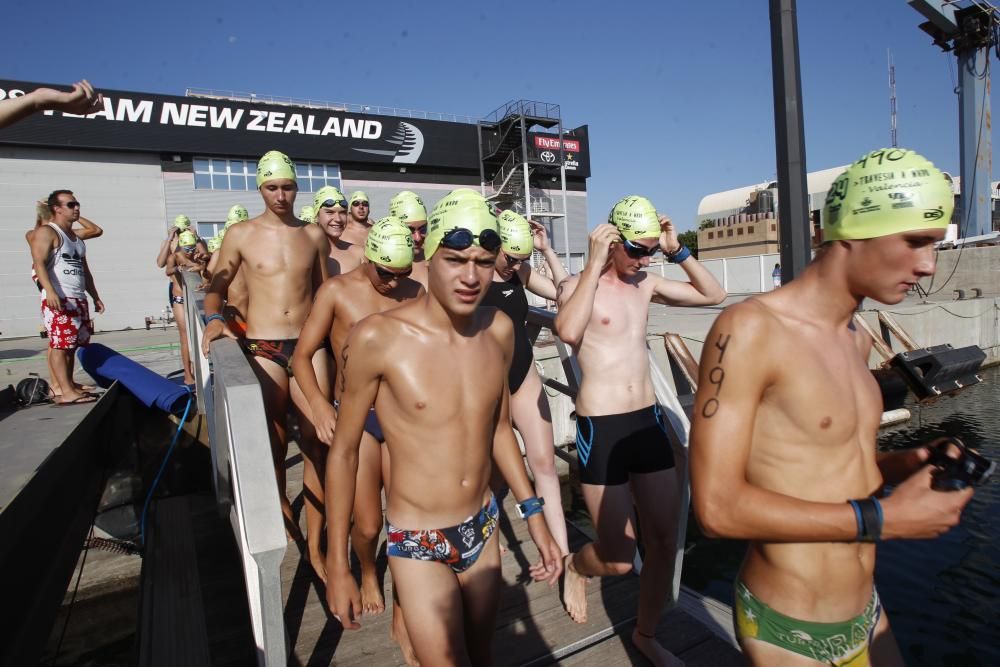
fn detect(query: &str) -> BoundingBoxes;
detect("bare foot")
[632,628,684,667]
[360,571,385,615]
[308,547,327,584]
[391,599,419,666]
[562,553,588,623]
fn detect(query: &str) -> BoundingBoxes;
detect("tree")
[678,229,699,257]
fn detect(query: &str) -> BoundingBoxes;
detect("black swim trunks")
[242,338,297,373]
[575,404,675,486]
[168,281,184,306]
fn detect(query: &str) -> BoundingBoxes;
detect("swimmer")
[314,186,364,276]
[555,195,725,666]
[325,196,562,665]
[690,148,975,667]
[202,150,332,542]
[479,209,571,555]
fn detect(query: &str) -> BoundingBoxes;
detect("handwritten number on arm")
[701,333,730,419]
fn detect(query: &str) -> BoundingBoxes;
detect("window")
[193,157,341,192]
[748,226,754,234]
[708,232,714,240]
[727,229,734,237]
[198,222,223,239]
[771,224,777,232]
[737,227,744,235]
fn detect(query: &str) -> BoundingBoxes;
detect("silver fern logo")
[353,121,424,164]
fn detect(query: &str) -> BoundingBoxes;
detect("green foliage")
[677,229,698,257]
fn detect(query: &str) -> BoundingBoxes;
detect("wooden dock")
[278,447,742,666]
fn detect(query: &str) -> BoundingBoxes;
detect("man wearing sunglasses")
[326,196,562,665]
[292,217,423,638]
[202,150,332,543]
[314,185,364,276]
[555,195,725,666]
[29,189,106,406]
[389,191,430,287]
[343,190,374,240]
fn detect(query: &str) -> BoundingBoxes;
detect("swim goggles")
[621,237,660,258]
[319,198,349,209]
[375,265,412,281]
[440,227,502,253]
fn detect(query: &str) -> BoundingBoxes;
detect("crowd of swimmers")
[29,141,976,666]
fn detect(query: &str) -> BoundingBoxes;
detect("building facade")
[0,81,590,338]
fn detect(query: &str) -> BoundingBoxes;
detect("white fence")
[652,252,782,294]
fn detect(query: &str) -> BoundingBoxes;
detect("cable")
[49,524,95,666]
[139,390,193,546]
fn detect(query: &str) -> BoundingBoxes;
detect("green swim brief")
[733,579,882,666]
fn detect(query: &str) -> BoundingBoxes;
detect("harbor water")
[681,364,1000,666]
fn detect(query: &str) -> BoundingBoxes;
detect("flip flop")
[54,395,98,407]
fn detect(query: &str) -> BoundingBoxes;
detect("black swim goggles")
[440,227,502,253]
[375,265,412,280]
[620,236,660,258]
[320,198,349,209]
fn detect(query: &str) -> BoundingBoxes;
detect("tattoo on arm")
[701,333,730,419]
[339,344,349,394]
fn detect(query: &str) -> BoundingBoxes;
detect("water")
[681,364,1000,667]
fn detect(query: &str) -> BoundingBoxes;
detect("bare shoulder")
[483,305,514,337]
[346,311,396,353]
[711,297,778,339]
[315,271,351,301]
[303,222,327,244]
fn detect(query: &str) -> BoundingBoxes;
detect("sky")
[2,0,994,231]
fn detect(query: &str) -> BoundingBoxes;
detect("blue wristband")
[847,499,864,540]
[667,245,691,263]
[204,313,225,325]
[516,496,545,519]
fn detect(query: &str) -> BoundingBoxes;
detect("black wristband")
[848,497,883,542]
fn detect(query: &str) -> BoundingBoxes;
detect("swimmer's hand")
[526,515,563,586]
[586,224,618,267]
[311,399,338,446]
[327,568,363,630]
[201,318,236,357]
[530,219,551,252]
[658,214,681,255]
[32,80,103,116]
[881,464,974,539]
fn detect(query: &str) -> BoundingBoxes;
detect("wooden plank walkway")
[280,447,741,666]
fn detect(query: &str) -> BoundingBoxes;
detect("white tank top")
[45,223,87,299]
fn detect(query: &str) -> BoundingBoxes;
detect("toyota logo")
[540,150,556,163]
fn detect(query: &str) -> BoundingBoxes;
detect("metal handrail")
[483,99,562,124]
[523,307,691,603]
[185,88,479,124]
[181,272,287,665]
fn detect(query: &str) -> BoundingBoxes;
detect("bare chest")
[588,283,649,341]
[243,229,316,280]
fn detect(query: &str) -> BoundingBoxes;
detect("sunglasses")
[503,251,528,266]
[375,265,412,280]
[409,223,428,236]
[320,198,348,209]
[441,228,502,253]
[352,201,368,207]
[64,201,81,209]
[621,237,660,258]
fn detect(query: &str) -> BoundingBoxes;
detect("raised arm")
[325,320,384,629]
[291,281,339,444]
[156,228,179,268]
[74,216,103,240]
[650,215,725,306]
[521,220,568,301]
[553,224,616,345]
[689,303,971,543]
[0,80,103,128]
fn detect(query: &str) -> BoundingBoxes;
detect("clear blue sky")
[3,0,992,231]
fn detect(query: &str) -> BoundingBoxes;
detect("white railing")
[181,273,287,666]
[525,307,691,602]
[651,251,782,294]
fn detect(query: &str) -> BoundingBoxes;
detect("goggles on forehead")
[441,228,502,253]
[320,198,348,209]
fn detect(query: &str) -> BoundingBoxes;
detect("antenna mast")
[888,49,898,147]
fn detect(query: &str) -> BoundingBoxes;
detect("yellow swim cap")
[498,210,533,256]
[365,216,414,269]
[348,190,369,205]
[314,185,348,211]
[608,196,661,241]
[173,215,191,229]
[430,189,488,218]
[389,192,428,222]
[206,236,222,253]
[299,205,315,223]
[178,230,198,248]
[226,204,249,227]
[425,197,501,259]
[823,148,954,241]
[256,150,297,188]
